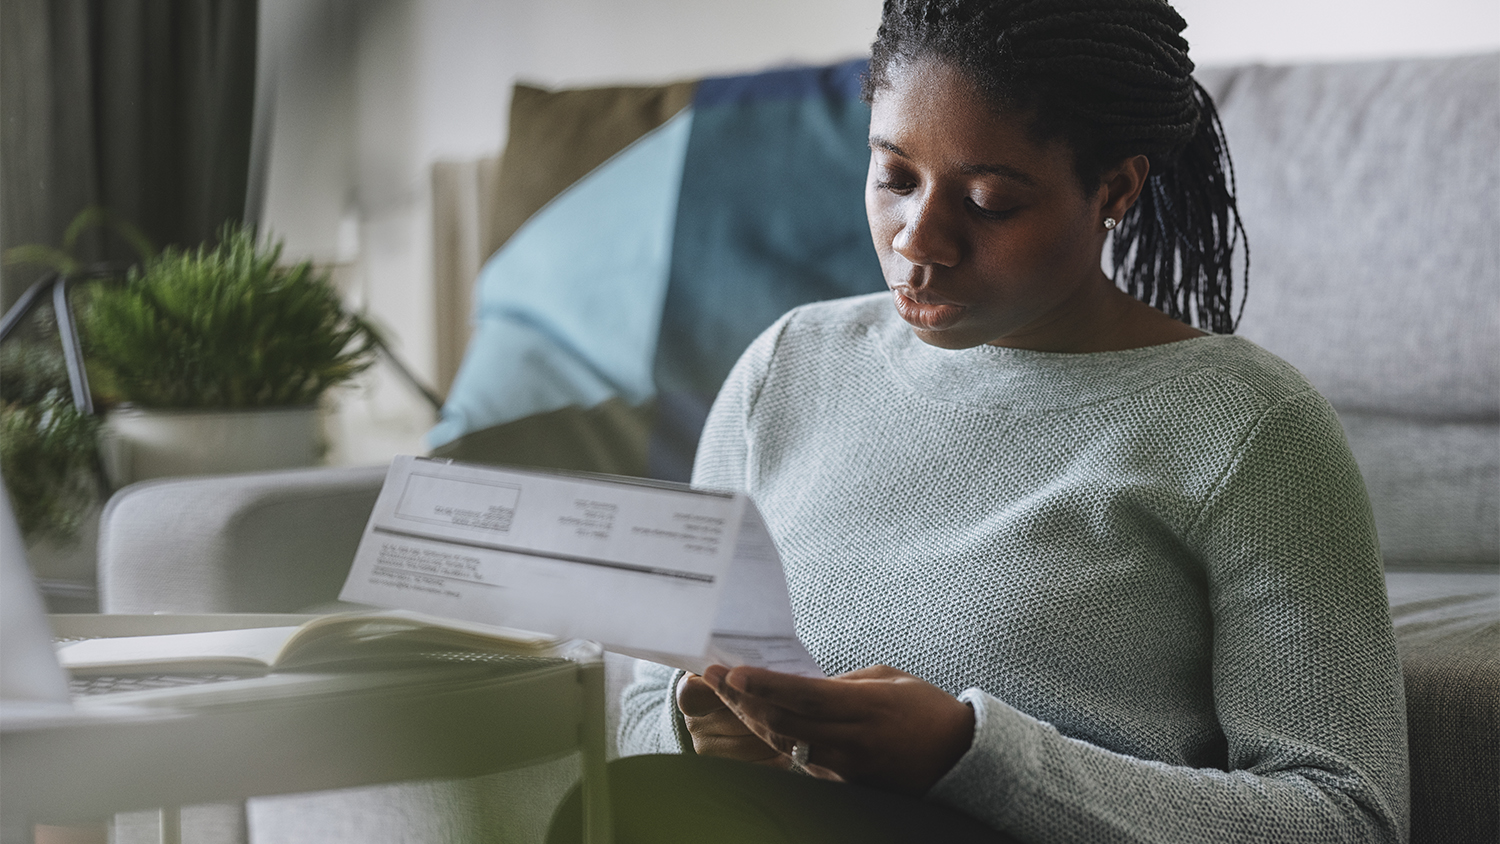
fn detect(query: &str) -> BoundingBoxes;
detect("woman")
[595,1,1409,841]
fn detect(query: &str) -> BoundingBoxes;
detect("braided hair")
[863,0,1248,333]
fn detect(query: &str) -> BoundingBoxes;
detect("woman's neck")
[986,274,1205,354]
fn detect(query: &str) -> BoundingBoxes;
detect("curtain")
[0,0,258,310]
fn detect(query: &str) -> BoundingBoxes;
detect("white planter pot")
[104,405,324,487]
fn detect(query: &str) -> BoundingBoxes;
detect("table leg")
[578,661,613,844]
[158,809,180,844]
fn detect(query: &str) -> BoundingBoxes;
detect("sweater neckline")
[873,309,1246,413]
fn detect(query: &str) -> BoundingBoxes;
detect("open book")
[56,610,567,676]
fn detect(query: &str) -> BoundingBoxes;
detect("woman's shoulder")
[1185,335,1326,414]
[1105,335,1343,456]
[1161,338,1357,490]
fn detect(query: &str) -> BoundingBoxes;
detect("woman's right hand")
[676,672,788,767]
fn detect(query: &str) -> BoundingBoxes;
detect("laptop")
[0,476,71,706]
[0,482,273,713]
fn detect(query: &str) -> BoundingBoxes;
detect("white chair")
[98,465,388,615]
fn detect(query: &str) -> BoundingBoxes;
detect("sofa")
[98,52,1497,843]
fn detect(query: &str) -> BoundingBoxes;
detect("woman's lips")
[892,289,965,330]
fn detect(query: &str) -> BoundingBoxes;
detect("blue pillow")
[431,59,882,481]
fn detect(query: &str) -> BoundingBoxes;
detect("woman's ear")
[1101,154,1150,222]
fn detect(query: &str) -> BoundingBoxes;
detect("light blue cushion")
[429,110,693,450]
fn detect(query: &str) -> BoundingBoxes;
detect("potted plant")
[82,225,378,485]
[0,208,158,605]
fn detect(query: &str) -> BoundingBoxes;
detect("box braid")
[863,0,1248,333]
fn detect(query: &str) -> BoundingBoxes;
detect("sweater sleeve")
[927,389,1409,843]
[688,309,790,493]
[614,313,790,757]
[616,660,693,756]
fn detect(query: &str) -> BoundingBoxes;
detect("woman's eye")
[967,196,1017,220]
[874,177,914,194]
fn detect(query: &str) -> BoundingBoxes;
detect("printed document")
[340,456,823,676]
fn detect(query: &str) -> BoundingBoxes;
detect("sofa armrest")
[1387,571,1500,844]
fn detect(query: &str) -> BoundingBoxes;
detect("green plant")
[82,225,378,408]
[0,338,70,406]
[0,395,100,542]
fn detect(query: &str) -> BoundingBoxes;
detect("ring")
[791,741,811,767]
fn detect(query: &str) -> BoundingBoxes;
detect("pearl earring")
[1103,217,1118,230]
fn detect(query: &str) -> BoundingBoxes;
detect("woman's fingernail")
[703,665,726,686]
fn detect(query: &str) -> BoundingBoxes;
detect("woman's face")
[865,59,1124,351]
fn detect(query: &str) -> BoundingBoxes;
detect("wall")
[256,0,1500,466]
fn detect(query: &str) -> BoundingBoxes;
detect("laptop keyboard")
[70,673,247,696]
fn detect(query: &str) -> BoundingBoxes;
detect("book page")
[57,626,301,675]
[275,609,561,668]
[55,611,573,677]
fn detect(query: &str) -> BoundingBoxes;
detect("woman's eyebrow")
[868,135,1037,187]
[868,135,909,157]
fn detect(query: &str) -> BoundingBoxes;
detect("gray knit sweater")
[618,293,1408,843]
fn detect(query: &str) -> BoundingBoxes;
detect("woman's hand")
[676,672,788,767]
[701,664,975,795]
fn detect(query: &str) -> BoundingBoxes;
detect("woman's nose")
[891,194,960,269]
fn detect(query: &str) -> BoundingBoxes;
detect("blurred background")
[0,4,1494,840]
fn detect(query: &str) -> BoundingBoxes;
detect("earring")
[1103,217,1118,230]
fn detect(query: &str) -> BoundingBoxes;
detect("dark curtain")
[0,0,258,310]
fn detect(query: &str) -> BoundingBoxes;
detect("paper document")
[340,456,822,677]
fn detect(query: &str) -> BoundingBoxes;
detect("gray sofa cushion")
[1198,55,1498,419]
[1341,411,1499,569]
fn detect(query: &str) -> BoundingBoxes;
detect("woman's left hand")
[700,663,975,795]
